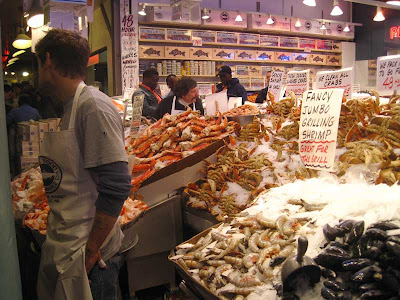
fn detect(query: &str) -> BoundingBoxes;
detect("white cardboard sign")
[205,90,228,115]
[286,70,310,96]
[268,71,284,101]
[377,54,400,94]
[299,88,344,171]
[316,67,353,98]
[228,97,242,110]
[130,94,144,138]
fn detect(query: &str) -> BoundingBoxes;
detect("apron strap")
[69,82,86,130]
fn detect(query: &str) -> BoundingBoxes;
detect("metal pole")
[0,25,23,300]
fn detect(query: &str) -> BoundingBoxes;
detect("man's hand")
[85,248,106,274]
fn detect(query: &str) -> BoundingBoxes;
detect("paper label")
[130,94,144,137]
[377,54,400,94]
[205,90,228,115]
[299,88,344,171]
[316,67,353,98]
[268,71,284,100]
[192,30,216,43]
[216,31,238,44]
[286,70,310,96]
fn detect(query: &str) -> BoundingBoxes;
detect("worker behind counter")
[255,70,272,104]
[132,68,162,119]
[163,74,177,99]
[216,65,248,104]
[155,76,204,119]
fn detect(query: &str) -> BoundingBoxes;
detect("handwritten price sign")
[377,54,400,94]
[316,67,353,98]
[299,88,344,171]
[286,70,310,96]
[268,71,284,101]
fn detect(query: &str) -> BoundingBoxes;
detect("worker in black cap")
[216,65,248,104]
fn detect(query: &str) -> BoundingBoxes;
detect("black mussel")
[345,221,365,245]
[359,282,379,293]
[373,271,399,293]
[270,256,286,267]
[365,229,388,241]
[324,224,344,242]
[353,235,369,257]
[323,280,349,291]
[378,252,400,270]
[368,221,399,231]
[340,292,352,300]
[326,246,350,256]
[386,241,400,257]
[339,220,357,231]
[329,241,349,250]
[351,265,382,284]
[360,289,393,300]
[315,252,352,270]
[321,267,337,279]
[342,258,373,272]
[321,286,339,300]
[387,267,400,280]
[366,239,385,250]
[364,246,382,260]
[387,236,400,245]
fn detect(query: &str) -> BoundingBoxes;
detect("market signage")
[268,71,284,101]
[286,70,310,96]
[316,67,353,98]
[377,54,400,94]
[390,26,400,39]
[299,88,344,171]
[130,94,144,137]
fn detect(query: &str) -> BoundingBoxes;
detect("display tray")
[226,114,264,126]
[169,224,222,300]
[140,137,228,187]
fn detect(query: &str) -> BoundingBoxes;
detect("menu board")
[299,88,344,171]
[216,32,238,44]
[299,38,316,49]
[279,37,298,48]
[377,54,400,94]
[139,27,166,40]
[192,30,216,43]
[167,29,192,41]
[239,33,260,45]
[316,67,353,98]
[316,40,333,51]
[260,35,279,47]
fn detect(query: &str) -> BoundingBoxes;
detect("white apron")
[37,82,95,300]
[171,96,197,116]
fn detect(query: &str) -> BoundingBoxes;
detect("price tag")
[377,54,400,94]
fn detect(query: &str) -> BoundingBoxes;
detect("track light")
[373,7,385,22]
[343,24,350,32]
[12,50,26,57]
[12,27,32,50]
[138,5,146,16]
[303,0,316,6]
[27,0,44,28]
[267,15,274,25]
[295,18,302,28]
[9,58,19,63]
[331,0,343,16]
[320,22,327,30]
[386,1,400,5]
[202,8,210,20]
[235,12,243,22]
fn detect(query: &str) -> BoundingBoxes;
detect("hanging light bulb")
[303,0,316,6]
[386,1,400,6]
[267,15,274,25]
[202,8,210,20]
[27,0,44,28]
[138,4,146,16]
[373,7,385,21]
[12,27,32,50]
[12,50,25,57]
[343,24,350,32]
[331,0,343,16]
[295,18,302,28]
[235,12,243,22]
[320,22,327,30]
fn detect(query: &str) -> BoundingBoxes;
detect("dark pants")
[89,253,122,300]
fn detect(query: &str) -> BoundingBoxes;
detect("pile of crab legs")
[127,108,239,191]
[171,213,304,299]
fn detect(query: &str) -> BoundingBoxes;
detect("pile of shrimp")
[170,213,303,299]
[23,201,49,235]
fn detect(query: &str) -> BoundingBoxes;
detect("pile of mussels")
[314,220,400,300]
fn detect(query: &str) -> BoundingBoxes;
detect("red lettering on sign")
[390,26,400,40]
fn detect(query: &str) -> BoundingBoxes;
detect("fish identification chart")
[299,88,344,171]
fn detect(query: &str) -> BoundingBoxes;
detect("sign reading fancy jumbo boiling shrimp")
[377,54,400,95]
[316,67,353,98]
[299,88,344,171]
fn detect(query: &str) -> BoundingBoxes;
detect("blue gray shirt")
[6,104,41,126]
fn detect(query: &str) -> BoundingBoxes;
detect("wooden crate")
[256,51,274,62]
[235,65,249,76]
[292,53,310,64]
[275,51,292,63]
[139,46,165,59]
[311,54,326,65]
[165,46,190,59]
[248,65,262,77]
[189,47,213,59]
[213,48,235,60]
[326,54,342,66]
[332,41,342,51]
[235,49,257,61]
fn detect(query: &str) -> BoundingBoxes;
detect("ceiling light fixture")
[343,24,350,32]
[202,8,210,20]
[320,22,327,30]
[235,12,243,22]
[12,28,32,50]
[303,0,316,6]
[138,4,146,16]
[267,14,274,25]
[11,72,15,75]
[373,6,385,22]
[27,0,44,28]
[387,1,400,6]
[12,50,26,57]
[22,72,29,77]
[295,18,302,27]
[331,0,343,16]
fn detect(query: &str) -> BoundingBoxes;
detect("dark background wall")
[354,3,400,60]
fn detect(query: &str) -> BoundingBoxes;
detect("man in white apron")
[35,29,132,299]
[155,77,204,119]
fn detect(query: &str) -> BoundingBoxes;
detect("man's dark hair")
[4,84,13,93]
[166,74,177,84]
[19,94,33,106]
[175,77,197,99]
[143,68,159,79]
[35,29,90,79]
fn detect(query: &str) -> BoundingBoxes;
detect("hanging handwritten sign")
[286,70,310,96]
[316,67,353,98]
[377,54,400,94]
[268,71,284,101]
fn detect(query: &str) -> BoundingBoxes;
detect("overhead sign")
[316,67,353,98]
[299,88,344,171]
[286,70,310,96]
[268,71,284,101]
[377,54,400,94]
